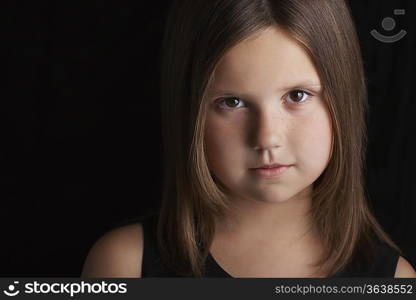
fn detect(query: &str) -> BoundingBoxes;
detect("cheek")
[294,108,333,171]
[204,117,243,175]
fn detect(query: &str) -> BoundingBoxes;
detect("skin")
[203,25,416,278]
[204,25,333,276]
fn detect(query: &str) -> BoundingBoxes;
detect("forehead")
[210,26,320,92]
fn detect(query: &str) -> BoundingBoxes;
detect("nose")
[252,107,282,151]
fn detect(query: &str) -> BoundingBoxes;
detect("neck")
[215,185,319,249]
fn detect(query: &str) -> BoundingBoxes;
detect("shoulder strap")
[140,213,180,277]
[368,242,400,277]
[331,241,400,277]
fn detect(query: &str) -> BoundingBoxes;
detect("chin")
[249,190,293,204]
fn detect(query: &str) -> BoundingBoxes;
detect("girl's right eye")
[217,97,245,110]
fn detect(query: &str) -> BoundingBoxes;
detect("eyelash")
[216,89,313,110]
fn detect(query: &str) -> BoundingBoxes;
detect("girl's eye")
[284,90,312,104]
[216,89,313,110]
[217,97,245,110]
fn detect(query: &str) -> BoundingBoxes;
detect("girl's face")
[204,26,333,205]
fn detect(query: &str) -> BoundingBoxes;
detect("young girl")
[81,0,416,278]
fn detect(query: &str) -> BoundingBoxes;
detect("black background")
[3,0,415,276]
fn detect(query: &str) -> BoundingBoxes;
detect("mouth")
[252,162,291,169]
[249,165,291,179]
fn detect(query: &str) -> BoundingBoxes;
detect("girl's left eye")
[284,90,313,104]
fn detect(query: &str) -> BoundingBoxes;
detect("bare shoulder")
[394,256,416,278]
[81,222,144,278]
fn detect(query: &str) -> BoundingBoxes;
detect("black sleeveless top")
[138,213,400,277]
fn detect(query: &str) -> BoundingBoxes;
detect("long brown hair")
[158,0,401,277]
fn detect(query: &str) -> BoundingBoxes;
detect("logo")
[371,9,407,43]
[3,281,20,297]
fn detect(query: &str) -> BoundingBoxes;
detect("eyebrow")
[207,81,322,97]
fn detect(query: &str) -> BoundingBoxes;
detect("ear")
[394,256,416,278]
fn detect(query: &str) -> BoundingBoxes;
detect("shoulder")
[394,256,416,278]
[81,222,144,278]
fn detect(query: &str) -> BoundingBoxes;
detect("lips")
[252,163,289,169]
[250,164,291,179]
